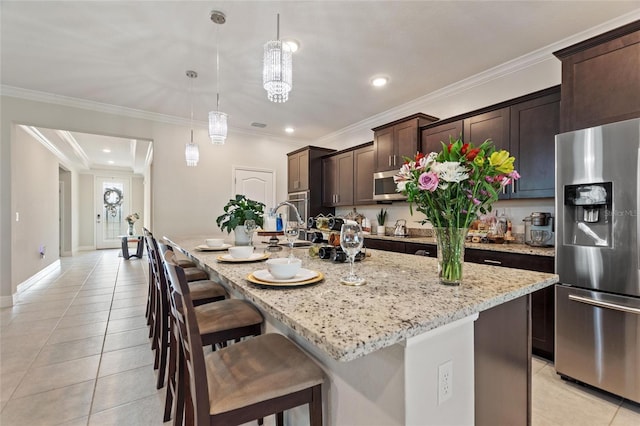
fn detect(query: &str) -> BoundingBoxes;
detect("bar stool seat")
[189,280,228,306]
[195,299,263,337]
[183,267,209,282]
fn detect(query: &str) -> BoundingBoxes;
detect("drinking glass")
[284,221,299,258]
[243,220,257,246]
[340,223,366,286]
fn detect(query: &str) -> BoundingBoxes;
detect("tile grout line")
[2,254,105,405]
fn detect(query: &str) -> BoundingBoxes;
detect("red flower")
[465,148,481,161]
[447,143,453,153]
[461,143,470,155]
[415,152,425,162]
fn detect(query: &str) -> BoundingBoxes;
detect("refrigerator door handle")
[569,294,640,315]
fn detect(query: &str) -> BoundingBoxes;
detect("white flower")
[432,161,469,183]
[419,152,438,169]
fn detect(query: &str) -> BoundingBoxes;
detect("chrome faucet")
[273,201,305,226]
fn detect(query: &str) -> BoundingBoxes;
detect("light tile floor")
[0,250,638,425]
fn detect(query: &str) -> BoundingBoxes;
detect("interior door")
[96,176,131,249]
[233,167,275,213]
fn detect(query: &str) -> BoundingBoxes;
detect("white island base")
[267,313,478,426]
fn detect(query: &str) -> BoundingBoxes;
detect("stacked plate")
[216,253,270,263]
[247,268,324,287]
[196,244,231,251]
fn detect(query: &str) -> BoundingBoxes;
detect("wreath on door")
[103,187,123,217]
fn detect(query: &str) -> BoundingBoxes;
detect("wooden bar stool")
[165,262,324,426]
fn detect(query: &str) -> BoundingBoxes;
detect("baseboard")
[77,245,95,252]
[15,259,62,297]
[0,294,14,308]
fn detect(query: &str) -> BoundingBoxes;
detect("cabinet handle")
[511,181,517,194]
[569,294,640,315]
[483,259,502,265]
[393,155,397,166]
[388,155,392,167]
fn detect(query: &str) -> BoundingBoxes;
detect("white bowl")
[228,245,254,259]
[266,258,302,280]
[205,238,225,248]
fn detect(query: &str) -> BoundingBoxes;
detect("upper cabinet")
[509,91,560,199]
[421,120,463,154]
[353,143,375,205]
[322,142,375,208]
[419,86,560,200]
[554,21,640,132]
[373,113,438,172]
[287,146,335,193]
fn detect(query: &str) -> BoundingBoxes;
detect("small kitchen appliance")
[523,212,554,246]
[393,219,408,237]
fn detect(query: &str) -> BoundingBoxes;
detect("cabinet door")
[464,108,511,198]
[404,241,436,257]
[288,153,301,193]
[421,120,463,154]
[394,120,419,166]
[510,91,560,199]
[354,145,375,205]
[463,107,510,150]
[364,238,405,253]
[322,156,337,207]
[374,126,394,172]
[287,150,310,192]
[557,26,640,132]
[336,151,354,206]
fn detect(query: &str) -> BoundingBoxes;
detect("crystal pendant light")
[184,70,199,167]
[263,14,292,103]
[209,10,228,144]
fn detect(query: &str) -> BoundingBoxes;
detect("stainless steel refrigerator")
[555,117,639,403]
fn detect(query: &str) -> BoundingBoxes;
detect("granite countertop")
[364,233,556,257]
[166,236,558,362]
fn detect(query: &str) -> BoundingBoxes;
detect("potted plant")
[376,208,387,236]
[216,195,265,245]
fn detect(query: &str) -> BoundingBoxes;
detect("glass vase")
[127,222,135,236]
[434,227,469,286]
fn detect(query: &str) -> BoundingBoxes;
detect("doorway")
[96,176,131,249]
[233,167,276,212]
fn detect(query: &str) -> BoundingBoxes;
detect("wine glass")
[340,223,366,286]
[284,220,299,258]
[243,219,257,246]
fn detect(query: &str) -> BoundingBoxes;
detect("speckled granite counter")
[365,233,555,257]
[166,236,558,363]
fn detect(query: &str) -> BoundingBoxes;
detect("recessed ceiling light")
[371,76,389,87]
[283,39,299,53]
[107,160,114,164]
[285,127,295,134]
[102,148,111,153]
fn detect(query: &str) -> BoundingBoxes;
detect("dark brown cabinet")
[463,248,555,361]
[322,151,354,207]
[554,21,640,132]
[420,120,463,154]
[373,113,438,172]
[421,86,560,200]
[364,237,436,257]
[353,143,375,205]
[463,107,510,150]
[510,91,560,199]
[287,146,335,193]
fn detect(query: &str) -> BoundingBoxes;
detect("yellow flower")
[473,155,485,167]
[489,150,515,173]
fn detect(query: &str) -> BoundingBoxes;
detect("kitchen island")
[166,236,558,426]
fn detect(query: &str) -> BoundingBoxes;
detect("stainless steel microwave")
[373,170,406,201]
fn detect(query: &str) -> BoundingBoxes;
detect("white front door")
[233,167,276,212]
[96,176,131,249]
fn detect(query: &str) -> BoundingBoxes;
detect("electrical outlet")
[438,360,453,405]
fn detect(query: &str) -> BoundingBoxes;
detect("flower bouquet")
[125,212,139,236]
[394,136,519,284]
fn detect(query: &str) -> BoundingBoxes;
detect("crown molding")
[317,10,640,144]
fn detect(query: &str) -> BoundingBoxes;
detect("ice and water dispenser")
[563,182,612,247]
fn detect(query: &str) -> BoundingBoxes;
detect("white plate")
[217,253,270,262]
[196,244,231,251]
[252,268,319,283]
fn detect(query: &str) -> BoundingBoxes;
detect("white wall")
[0,95,304,303]
[11,125,60,287]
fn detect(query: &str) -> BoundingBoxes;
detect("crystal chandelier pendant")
[185,140,199,167]
[263,14,292,103]
[208,110,228,145]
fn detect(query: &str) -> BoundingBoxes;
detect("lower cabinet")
[364,238,436,258]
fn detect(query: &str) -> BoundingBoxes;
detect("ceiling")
[2,1,640,170]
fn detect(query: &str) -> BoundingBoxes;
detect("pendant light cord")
[189,74,194,143]
[216,23,220,111]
